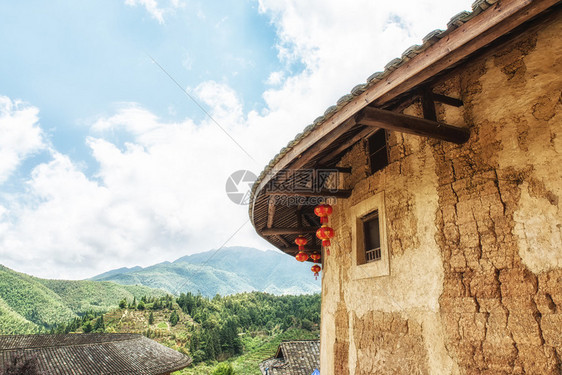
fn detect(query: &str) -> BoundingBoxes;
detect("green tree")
[119,299,127,309]
[212,362,236,375]
[137,301,145,310]
[220,318,242,355]
[82,321,93,333]
[148,311,154,325]
[301,318,314,331]
[94,316,105,332]
[169,310,179,326]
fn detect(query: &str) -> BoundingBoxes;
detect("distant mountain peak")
[92,246,320,297]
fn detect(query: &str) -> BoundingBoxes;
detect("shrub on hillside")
[211,362,236,375]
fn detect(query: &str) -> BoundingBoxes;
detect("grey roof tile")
[384,57,403,72]
[422,29,444,44]
[401,44,422,60]
[323,105,338,117]
[260,340,320,375]
[0,333,192,375]
[472,0,489,13]
[337,94,354,106]
[351,83,368,96]
[367,71,385,83]
[447,11,473,29]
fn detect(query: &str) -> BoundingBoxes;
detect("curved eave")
[249,0,559,256]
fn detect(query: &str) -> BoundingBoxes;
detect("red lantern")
[311,264,321,279]
[310,252,321,263]
[295,251,309,262]
[314,204,333,224]
[316,225,335,255]
[294,236,308,251]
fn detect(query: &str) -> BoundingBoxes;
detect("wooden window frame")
[350,191,390,280]
[366,130,389,175]
[362,210,382,263]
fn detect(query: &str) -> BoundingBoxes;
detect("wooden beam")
[296,207,303,228]
[262,227,318,236]
[433,93,463,107]
[330,166,352,173]
[318,126,377,166]
[283,246,322,254]
[266,189,352,199]
[275,235,290,248]
[266,198,276,228]
[282,117,357,175]
[356,106,469,144]
[421,89,437,121]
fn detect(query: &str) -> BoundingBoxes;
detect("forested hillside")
[50,292,320,375]
[0,265,165,334]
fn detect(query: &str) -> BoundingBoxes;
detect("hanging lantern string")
[314,204,333,225]
[311,264,321,280]
[294,235,309,262]
[314,204,335,257]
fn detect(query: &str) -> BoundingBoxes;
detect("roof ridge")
[280,339,320,342]
[0,333,142,350]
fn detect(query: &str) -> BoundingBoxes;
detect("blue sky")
[0,0,473,279]
[1,0,286,170]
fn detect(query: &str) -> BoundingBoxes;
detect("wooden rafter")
[296,207,303,228]
[284,117,357,172]
[317,126,376,167]
[266,189,352,198]
[283,246,322,254]
[421,89,437,121]
[262,227,318,236]
[356,106,469,144]
[275,235,290,248]
[266,198,276,228]
[433,93,463,107]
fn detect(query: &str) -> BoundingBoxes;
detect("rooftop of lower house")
[0,333,192,375]
[259,340,320,375]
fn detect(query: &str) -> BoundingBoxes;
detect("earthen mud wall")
[320,10,562,375]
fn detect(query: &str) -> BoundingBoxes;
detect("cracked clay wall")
[320,10,562,375]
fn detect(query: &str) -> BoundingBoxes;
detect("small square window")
[367,130,389,174]
[350,192,389,279]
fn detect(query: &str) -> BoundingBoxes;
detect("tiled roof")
[0,333,192,375]
[249,0,499,204]
[260,340,320,375]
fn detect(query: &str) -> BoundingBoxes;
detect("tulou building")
[249,0,562,374]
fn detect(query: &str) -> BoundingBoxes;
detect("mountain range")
[0,247,320,334]
[91,246,321,297]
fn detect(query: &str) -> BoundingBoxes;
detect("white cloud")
[0,96,45,184]
[124,0,184,23]
[266,71,285,86]
[1,0,476,279]
[0,86,269,279]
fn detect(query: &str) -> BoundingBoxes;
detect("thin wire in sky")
[147,54,257,164]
